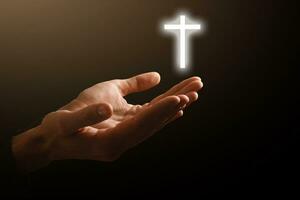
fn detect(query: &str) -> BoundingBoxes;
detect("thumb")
[119,72,161,96]
[61,103,112,133]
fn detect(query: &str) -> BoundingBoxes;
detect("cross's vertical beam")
[180,15,186,69]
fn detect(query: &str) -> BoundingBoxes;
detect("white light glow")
[162,13,202,71]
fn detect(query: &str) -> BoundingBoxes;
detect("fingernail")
[194,76,201,81]
[97,106,109,117]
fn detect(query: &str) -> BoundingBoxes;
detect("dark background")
[0,0,297,197]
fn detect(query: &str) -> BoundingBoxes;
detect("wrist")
[12,125,52,173]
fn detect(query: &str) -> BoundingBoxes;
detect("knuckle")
[79,89,89,97]
[107,79,121,87]
[43,111,56,121]
[41,112,66,134]
[42,112,59,128]
[44,111,70,132]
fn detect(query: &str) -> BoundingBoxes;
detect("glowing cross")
[164,15,201,69]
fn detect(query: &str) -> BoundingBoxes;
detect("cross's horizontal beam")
[164,24,201,30]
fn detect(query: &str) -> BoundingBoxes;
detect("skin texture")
[12,72,203,173]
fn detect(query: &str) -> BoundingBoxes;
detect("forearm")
[12,126,52,174]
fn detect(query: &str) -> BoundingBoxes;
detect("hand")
[12,72,203,172]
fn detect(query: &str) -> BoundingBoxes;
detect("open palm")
[49,72,202,161]
[62,72,201,133]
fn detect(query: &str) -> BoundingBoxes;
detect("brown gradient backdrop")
[0,0,295,197]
